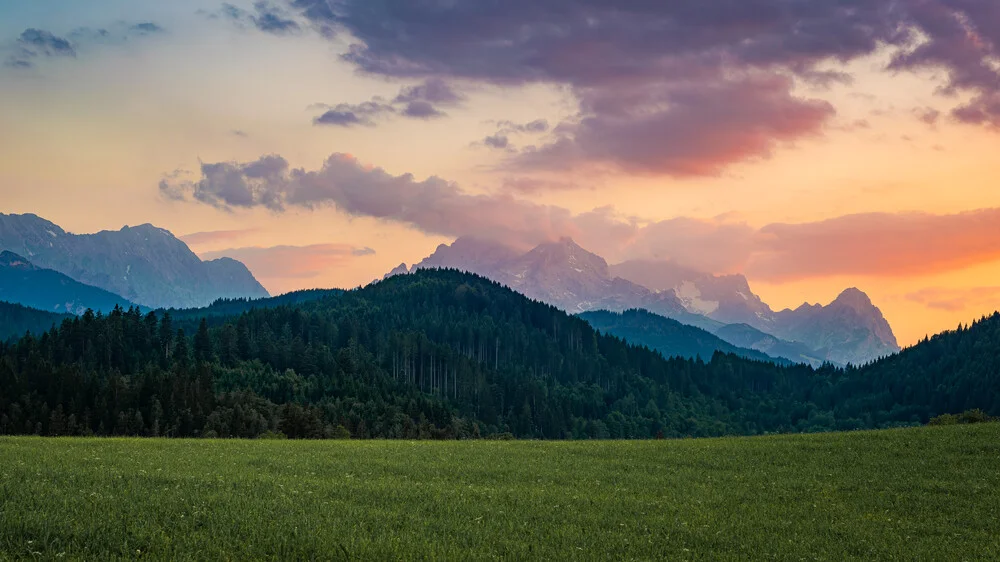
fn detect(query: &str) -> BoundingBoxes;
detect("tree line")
[1,269,998,439]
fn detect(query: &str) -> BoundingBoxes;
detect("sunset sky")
[2,0,1000,346]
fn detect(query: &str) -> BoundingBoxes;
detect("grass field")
[1,425,999,561]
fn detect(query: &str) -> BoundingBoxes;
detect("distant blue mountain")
[0,213,269,309]
[0,250,137,315]
[579,308,788,365]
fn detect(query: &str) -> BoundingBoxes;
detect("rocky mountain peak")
[831,287,874,312]
[414,236,520,277]
[383,263,410,280]
[0,214,269,309]
[0,251,36,270]
[523,237,610,277]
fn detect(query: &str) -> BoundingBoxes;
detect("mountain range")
[578,309,788,364]
[2,267,997,441]
[0,250,138,315]
[388,236,901,366]
[0,212,901,366]
[0,213,270,309]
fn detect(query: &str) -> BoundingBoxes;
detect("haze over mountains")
[0,212,900,367]
[0,213,269,309]
[578,309,786,365]
[389,236,901,366]
[0,251,138,315]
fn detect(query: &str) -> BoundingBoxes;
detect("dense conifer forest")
[1,270,998,439]
[0,301,72,342]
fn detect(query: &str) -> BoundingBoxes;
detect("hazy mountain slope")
[413,237,521,278]
[0,251,138,314]
[0,213,269,309]
[771,288,900,366]
[579,309,785,364]
[596,258,899,365]
[403,238,901,365]
[713,323,828,367]
[411,237,722,331]
[610,260,775,328]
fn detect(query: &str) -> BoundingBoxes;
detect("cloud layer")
[201,244,376,291]
[218,2,301,35]
[313,78,463,127]
[5,22,165,68]
[275,0,1000,174]
[906,287,1000,313]
[164,152,1000,281]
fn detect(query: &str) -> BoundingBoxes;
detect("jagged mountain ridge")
[771,288,900,366]
[611,259,900,364]
[0,251,138,315]
[395,236,901,365]
[712,323,827,367]
[0,213,270,309]
[579,309,788,365]
[610,260,775,328]
[415,237,722,331]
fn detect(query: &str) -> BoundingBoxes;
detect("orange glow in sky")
[3,1,1000,346]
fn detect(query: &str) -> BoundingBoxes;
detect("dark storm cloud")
[281,0,1000,173]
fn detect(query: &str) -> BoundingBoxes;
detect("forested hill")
[1,269,997,439]
[579,308,786,364]
[0,301,72,342]
[161,288,343,326]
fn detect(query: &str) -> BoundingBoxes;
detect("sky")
[2,0,1000,346]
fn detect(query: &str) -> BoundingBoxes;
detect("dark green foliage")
[1,269,999,439]
[929,409,996,425]
[160,289,342,327]
[579,308,786,364]
[0,301,72,342]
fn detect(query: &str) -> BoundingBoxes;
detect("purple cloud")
[165,151,1000,280]
[483,134,510,150]
[312,99,395,127]
[280,0,1000,173]
[314,79,462,126]
[162,153,589,248]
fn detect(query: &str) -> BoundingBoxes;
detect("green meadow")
[1,425,998,561]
